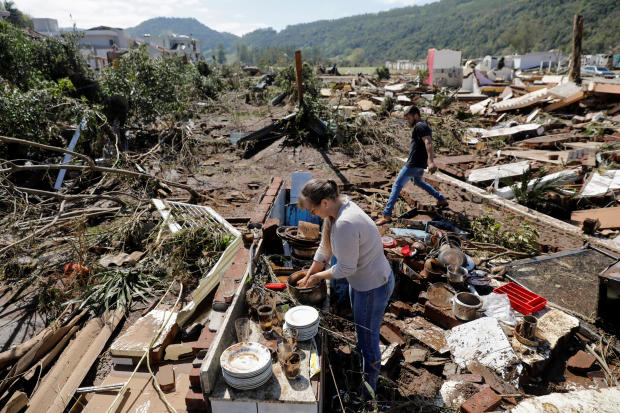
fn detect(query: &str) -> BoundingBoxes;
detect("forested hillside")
[127,0,620,64]
[240,0,619,63]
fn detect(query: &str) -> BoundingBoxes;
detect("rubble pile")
[1,19,619,412]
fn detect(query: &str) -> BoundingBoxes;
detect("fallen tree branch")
[0,136,200,200]
[0,200,67,257]
[12,186,127,206]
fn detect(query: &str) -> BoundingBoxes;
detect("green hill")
[126,0,620,64]
[240,0,619,63]
[125,17,237,55]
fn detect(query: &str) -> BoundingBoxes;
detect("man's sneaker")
[375,216,392,225]
[436,200,449,208]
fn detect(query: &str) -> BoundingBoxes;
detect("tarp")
[474,70,493,86]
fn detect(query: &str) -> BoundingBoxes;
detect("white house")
[164,34,202,62]
[427,49,462,87]
[513,51,561,70]
[79,26,130,70]
[0,10,10,20]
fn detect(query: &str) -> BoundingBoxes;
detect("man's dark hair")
[405,105,420,117]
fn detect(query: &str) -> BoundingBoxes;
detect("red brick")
[271,176,284,187]
[460,387,501,413]
[387,301,416,318]
[424,302,463,329]
[233,247,250,264]
[192,325,217,353]
[261,195,276,205]
[156,365,175,392]
[189,366,201,389]
[567,350,596,372]
[227,263,248,281]
[380,324,405,345]
[265,187,278,197]
[185,387,207,411]
[250,211,267,224]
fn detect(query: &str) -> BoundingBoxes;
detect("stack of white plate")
[284,305,320,341]
[220,342,272,390]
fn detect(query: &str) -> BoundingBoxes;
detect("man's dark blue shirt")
[405,120,431,168]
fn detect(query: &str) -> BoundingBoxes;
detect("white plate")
[223,365,272,386]
[224,368,273,390]
[284,323,319,340]
[298,326,319,341]
[220,342,272,378]
[285,306,319,328]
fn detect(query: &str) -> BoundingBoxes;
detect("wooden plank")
[109,309,178,361]
[543,91,585,112]
[0,391,28,413]
[26,309,124,413]
[517,134,581,149]
[502,149,572,164]
[83,361,194,412]
[571,207,620,230]
[435,155,482,165]
[588,82,620,95]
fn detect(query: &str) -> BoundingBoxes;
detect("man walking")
[376,106,447,225]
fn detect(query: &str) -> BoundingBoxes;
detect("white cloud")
[16,0,267,36]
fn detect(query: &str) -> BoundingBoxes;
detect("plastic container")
[492,282,547,315]
[382,236,396,248]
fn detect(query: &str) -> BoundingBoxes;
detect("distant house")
[164,33,201,62]
[513,51,561,71]
[33,18,59,36]
[0,10,9,20]
[79,26,130,70]
[582,54,610,67]
[427,49,462,87]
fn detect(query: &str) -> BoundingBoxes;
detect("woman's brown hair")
[299,179,339,254]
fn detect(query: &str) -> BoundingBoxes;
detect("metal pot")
[287,270,326,306]
[452,292,483,321]
[447,264,467,285]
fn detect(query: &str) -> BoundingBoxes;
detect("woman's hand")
[298,273,320,288]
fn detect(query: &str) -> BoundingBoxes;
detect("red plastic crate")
[492,282,547,315]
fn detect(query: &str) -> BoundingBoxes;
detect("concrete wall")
[431,49,462,87]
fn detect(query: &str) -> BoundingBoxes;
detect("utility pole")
[569,14,583,84]
[295,50,304,105]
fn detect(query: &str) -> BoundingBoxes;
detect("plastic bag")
[481,293,517,326]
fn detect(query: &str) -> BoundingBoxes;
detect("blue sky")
[16,0,437,35]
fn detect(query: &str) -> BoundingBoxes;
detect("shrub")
[0,22,99,100]
[375,66,390,80]
[99,48,221,121]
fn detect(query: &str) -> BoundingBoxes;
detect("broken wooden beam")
[25,309,124,413]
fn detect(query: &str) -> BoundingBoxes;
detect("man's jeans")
[383,165,445,217]
[349,271,395,393]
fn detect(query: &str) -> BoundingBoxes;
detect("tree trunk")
[569,14,583,84]
[295,50,304,104]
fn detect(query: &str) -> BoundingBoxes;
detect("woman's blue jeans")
[383,165,446,217]
[349,271,395,393]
